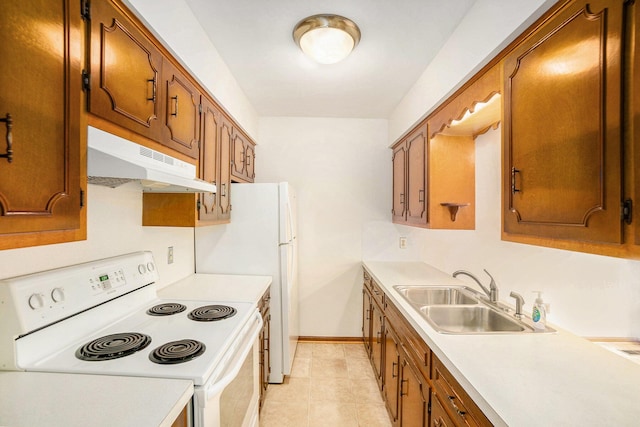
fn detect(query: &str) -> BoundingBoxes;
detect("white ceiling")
[184,0,477,119]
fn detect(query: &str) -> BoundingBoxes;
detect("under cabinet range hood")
[87,126,216,193]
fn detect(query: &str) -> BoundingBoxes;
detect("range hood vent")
[87,126,216,193]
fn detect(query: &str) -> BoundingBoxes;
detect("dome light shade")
[293,14,361,64]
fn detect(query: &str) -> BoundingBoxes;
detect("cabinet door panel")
[392,144,407,222]
[503,0,623,243]
[89,0,162,141]
[198,97,220,222]
[162,60,200,159]
[231,132,246,180]
[371,301,384,387]
[406,127,427,225]
[400,358,428,427]
[362,288,372,355]
[218,120,232,220]
[245,142,255,181]
[0,0,82,237]
[384,324,400,424]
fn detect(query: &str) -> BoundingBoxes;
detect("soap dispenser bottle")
[532,291,547,332]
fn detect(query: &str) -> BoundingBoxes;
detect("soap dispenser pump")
[532,291,547,332]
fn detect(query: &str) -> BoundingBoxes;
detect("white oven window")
[220,346,254,426]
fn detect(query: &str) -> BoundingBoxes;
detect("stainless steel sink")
[394,285,479,305]
[421,305,532,334]
[392,284,553,334]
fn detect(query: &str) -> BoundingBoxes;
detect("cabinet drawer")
[370,279,385,308]
[258,287,271,318]
[363,270,372,289]
[432,356,491,427]
[431,391,455,427]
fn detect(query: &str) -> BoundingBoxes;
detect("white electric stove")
[0,252,262,427]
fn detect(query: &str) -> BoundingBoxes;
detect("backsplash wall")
[0,184,194,287]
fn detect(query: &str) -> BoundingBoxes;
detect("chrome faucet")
[509,291,524,319]
[452,269,499,303]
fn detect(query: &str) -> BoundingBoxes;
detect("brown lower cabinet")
[363,271,492,427]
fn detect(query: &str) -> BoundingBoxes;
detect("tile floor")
[259,341,392,427]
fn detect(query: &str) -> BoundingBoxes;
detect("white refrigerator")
[195,182,299,383]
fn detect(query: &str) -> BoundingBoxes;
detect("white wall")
[257,117,389,337]
[363,129,640,338]
[0,184,194,287]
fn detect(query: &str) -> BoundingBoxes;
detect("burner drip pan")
[188,305,237,322]
[147,303,187,316]
[76,332,152,361]
[149,339,206,364]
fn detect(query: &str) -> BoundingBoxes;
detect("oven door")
[194,310,262,427]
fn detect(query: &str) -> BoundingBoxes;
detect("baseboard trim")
[298,336,364,343]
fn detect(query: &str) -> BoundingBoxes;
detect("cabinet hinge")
[196,198,201,211]
[199,104,203,114]
[82,70,91,92]
[80,189,85,208]
[81,0,91,20]
[427,400,431,414]
[622,199,633,224]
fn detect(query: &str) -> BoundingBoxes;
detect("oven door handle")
[204,311,262,401]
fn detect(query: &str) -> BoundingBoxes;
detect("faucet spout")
[453,269,499,303]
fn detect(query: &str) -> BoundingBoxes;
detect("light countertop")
[0,372,193,427]
[159,273,272,304]
[363,261,640,426]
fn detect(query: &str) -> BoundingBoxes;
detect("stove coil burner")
[75,332,152,361]
[146,303,187,316]
[188,305,237,322]
[149,339,206,365]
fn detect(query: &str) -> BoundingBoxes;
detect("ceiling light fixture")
[293,14,361,65]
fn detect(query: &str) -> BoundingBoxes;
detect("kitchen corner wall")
[0,184,194,287]
[257,117,389,337]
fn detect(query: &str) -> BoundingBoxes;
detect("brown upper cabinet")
[392,66,500,230]
[503,0,624,245]
[142,97,234,226]
[89,0,256,227]
[161,60,202,159]
[87,0,164,145]
[231,129,256,183]
[392,124,428,226]
[0,0,86,250]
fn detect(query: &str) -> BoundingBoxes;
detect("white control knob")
[138,264,146,274]
[146,262,155,272]
[28,293,45,310]
[51,287,65,303]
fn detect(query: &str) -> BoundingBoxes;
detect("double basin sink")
[394,285,553,334]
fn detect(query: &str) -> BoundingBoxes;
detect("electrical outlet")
[399,237,407,249]
[168,246,174,264]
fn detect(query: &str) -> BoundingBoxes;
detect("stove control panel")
[0,252,159,335]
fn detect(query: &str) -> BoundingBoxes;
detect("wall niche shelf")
[440,203,470,222]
